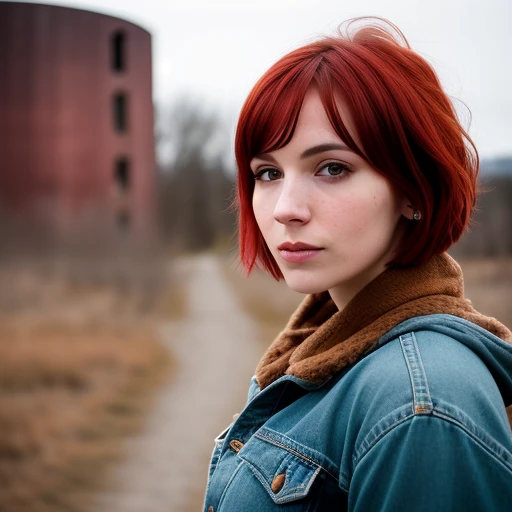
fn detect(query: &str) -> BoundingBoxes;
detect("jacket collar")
[255,253,512,389]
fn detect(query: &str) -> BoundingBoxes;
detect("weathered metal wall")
[0,2,155,238]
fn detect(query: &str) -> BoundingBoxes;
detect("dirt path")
[90,254,264,512]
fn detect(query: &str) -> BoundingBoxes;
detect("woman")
[204,19,512,511]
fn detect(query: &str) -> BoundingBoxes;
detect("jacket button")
[208,507,214,512]
[271,472,286,493]
[229,439,244,453]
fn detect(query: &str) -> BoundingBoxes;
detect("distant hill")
[480,156,512,178]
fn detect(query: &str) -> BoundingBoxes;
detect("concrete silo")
[0,2,155,249]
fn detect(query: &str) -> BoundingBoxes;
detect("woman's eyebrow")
[253,143,351,163]
[252,153,278,164]
[300,143,351,159]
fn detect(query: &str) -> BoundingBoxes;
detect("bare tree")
[156,98,235,251]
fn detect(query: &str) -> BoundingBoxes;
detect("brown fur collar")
[255,253,512,390]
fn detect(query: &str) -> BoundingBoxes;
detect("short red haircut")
[235,18,478,279]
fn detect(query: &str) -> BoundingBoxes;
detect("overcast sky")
[18,0,512,158]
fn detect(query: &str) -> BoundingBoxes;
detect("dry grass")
[458,257,512,328]
[0,257,181,512]
[219,254,302,347]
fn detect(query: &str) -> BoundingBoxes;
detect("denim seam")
[203,444,220,509]
[216,460,244,510]
[353,403,415,468]
[258,428,339,472]
[338,472,350,493]
[256,428,349,488]
[269,381,291,416]
[399,332,433,413]
[248,375,260,403]
[352,407,512,482]
[380,314,512,356]
[431,402,512,472]
[255,430,339,482]
[240,455,322,504]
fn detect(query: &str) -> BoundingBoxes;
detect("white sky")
[18,0,512,158]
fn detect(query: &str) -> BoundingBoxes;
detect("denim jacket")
[203,315,512,511]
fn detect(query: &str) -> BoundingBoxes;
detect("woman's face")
[250,88,411,310]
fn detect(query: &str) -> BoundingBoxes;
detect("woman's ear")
[401,201,416,220]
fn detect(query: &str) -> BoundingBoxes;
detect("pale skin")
[251,88,416,312]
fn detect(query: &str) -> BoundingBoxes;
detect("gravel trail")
[90,254,263,512]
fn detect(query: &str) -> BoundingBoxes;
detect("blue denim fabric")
[203,315,512,511]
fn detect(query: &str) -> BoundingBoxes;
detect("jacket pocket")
[238,433,322,505]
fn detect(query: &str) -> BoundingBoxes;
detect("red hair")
[235,18,478,279]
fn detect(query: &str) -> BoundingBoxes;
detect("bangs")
[234,50,329,277]
[239,54,324,160]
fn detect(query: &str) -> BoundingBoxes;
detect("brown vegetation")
[219,254,302,347]
[458,257,512,328]
[0,258,178,512]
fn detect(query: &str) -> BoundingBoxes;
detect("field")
[459,258,512,328]
[0,257,179,512]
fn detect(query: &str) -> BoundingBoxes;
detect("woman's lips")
[277,243,323,263]
[279,248,323,263]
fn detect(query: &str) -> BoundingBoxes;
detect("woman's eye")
[317,162,349,177]
[254,168,282,181]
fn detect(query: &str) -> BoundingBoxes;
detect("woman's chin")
[282,275,328,295]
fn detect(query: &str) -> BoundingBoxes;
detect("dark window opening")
[115,157,130,192]
[111,31,126,72]
[117,210,131,231]
[113,92,128,133]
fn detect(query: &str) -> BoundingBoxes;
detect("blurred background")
[0,0,510,511]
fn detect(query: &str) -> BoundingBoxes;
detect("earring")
[413,210,421,221]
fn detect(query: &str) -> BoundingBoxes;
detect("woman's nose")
[273,179,311,225]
